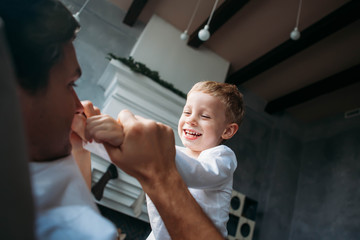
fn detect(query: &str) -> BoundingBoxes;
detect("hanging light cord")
[206,0,219,26]
[185,0,202,31]
[78,0,91,15]
[295,0,303,28]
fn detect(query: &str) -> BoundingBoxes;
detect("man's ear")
[221,123,239,140]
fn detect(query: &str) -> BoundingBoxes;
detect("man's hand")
[104,110,176,187]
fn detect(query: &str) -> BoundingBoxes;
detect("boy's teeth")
[185,130,201,136]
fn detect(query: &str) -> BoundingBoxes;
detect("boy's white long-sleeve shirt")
[146,145,237,240]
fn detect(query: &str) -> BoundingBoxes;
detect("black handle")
[91,164,118,201]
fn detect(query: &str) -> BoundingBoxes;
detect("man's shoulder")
[36,205,117,240]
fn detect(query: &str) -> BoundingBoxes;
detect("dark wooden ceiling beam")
[264,64,360,114]
[123,0,148,26]
[226,0,360,85]
[188,0,250,48]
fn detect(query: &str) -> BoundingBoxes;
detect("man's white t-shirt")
[29,155,117,240]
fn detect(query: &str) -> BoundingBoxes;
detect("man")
[0,0,224,239]
[1,1,117,239]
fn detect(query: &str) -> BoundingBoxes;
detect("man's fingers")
[88,130,124,146]
[93,106,101,115]
[117,109,137,126]
[103,143,123,165]
[134,115,146,121]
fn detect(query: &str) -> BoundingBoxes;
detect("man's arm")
[104,110,224,240]
[145,167,224,239]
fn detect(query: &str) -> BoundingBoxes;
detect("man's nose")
[73,90,84,114]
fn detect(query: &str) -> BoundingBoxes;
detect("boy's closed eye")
[201,115,211,119]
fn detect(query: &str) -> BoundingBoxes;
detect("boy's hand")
[85,115,124,147]
[71,100,101,150]
[83,100,101,118]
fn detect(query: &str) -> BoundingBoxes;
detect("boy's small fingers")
[82,101,101,118]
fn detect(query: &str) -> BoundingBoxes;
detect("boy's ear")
[222,123,239,140]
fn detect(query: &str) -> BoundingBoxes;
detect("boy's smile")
[183,129,203,140]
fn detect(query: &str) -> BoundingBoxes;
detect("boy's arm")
[103,110,224,240]
[71,101,101,189]
[71,130,92,189]
[175,146,237,189]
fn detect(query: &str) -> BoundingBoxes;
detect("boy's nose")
[186,115,197,126]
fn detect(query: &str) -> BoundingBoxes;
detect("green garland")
[107,53,186,98]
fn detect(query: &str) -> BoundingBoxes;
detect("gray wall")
[226,104,304,240]
[227,97,360,240]
[289,116,360,240]
[60,1,360,239]
[61,0,144,108]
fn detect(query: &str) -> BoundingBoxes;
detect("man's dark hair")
[0,0,80,93]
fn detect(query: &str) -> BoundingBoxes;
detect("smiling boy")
[83,81,244,239]
[146,81,245,239]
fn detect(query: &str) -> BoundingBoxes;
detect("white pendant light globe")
[291,0,303,41]
[198,25,210,41]
[180,30,189,41]
[72,0,91,23]
[290,27,300,40]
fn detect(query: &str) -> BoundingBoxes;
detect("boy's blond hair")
[188,81,245,125]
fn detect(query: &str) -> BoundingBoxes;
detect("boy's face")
[20,42,84,161]
[178,91,234,157]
